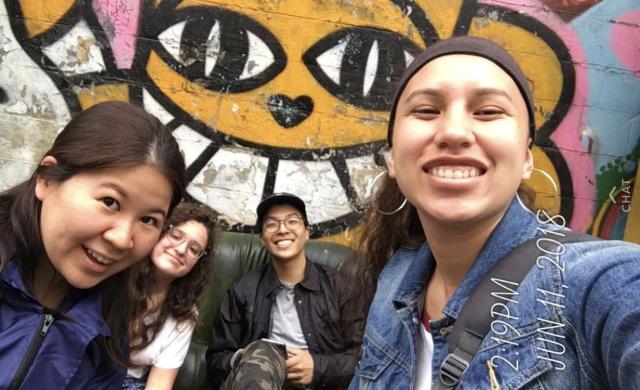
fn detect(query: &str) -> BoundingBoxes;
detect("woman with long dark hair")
[0,101,186,388]
[124,202,218,390]
[350,37,640,389]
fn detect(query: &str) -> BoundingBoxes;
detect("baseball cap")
[256,192,308,230]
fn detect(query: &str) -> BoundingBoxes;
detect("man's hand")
[286,347,314,385]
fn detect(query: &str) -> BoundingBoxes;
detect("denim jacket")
[350,200,640,389]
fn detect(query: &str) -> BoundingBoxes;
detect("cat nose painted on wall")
[267,94,314,128]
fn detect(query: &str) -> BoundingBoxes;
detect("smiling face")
[259,204,310,264]
[388,54,534,228]
[35,162,173,290]
[151,220,209,281]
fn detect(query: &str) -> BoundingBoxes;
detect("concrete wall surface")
[0,0,638,244]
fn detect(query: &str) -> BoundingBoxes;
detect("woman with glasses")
[123,202,218,390]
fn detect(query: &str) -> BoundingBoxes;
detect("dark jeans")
[121,374,148,390]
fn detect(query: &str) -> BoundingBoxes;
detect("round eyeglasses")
[165,225,206,260]
[262,216,304,233]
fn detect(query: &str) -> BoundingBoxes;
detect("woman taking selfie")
[350,36,640,389]
[124,202,217,390]
[0,101,186,388]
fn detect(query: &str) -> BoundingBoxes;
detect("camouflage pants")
[221,339,287,390]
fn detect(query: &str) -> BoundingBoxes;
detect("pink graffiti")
[92,0,141,69]
[610,9,640,76]
[479,0,596,230]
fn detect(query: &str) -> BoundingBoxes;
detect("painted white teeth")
[430,166,480,179]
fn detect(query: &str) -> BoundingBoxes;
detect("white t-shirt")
[415,322,433,390]
[127,314,196,379]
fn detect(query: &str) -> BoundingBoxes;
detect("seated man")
[206,193,362,389]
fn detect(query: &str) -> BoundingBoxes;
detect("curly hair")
[128,202,218,354]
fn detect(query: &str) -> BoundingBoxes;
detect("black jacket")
[206,260,363,389]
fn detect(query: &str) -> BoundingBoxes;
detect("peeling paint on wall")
[0,0,70,190]
[0,0,638,244]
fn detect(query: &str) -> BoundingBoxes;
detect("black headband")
[387,36,536,146]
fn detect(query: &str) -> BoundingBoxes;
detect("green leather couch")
[173,231,353,390]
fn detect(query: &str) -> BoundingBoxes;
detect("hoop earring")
[368,171,408,215]
[516,168,560,215]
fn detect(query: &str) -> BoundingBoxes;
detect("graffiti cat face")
[7,0,597,238]
[136,0,429,235]
[145,0,423,148]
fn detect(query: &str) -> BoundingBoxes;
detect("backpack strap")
[433,231,596,389]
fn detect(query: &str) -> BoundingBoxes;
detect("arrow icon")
[609,187,617,204]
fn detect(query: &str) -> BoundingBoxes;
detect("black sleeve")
[205,287,245,389]
[311,260,370,389]
[311,347,360,389]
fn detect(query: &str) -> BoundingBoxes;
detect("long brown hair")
[355,174,536,297]
[128,202,218,354]
[0,101,187,366]
[354,174,423,299]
